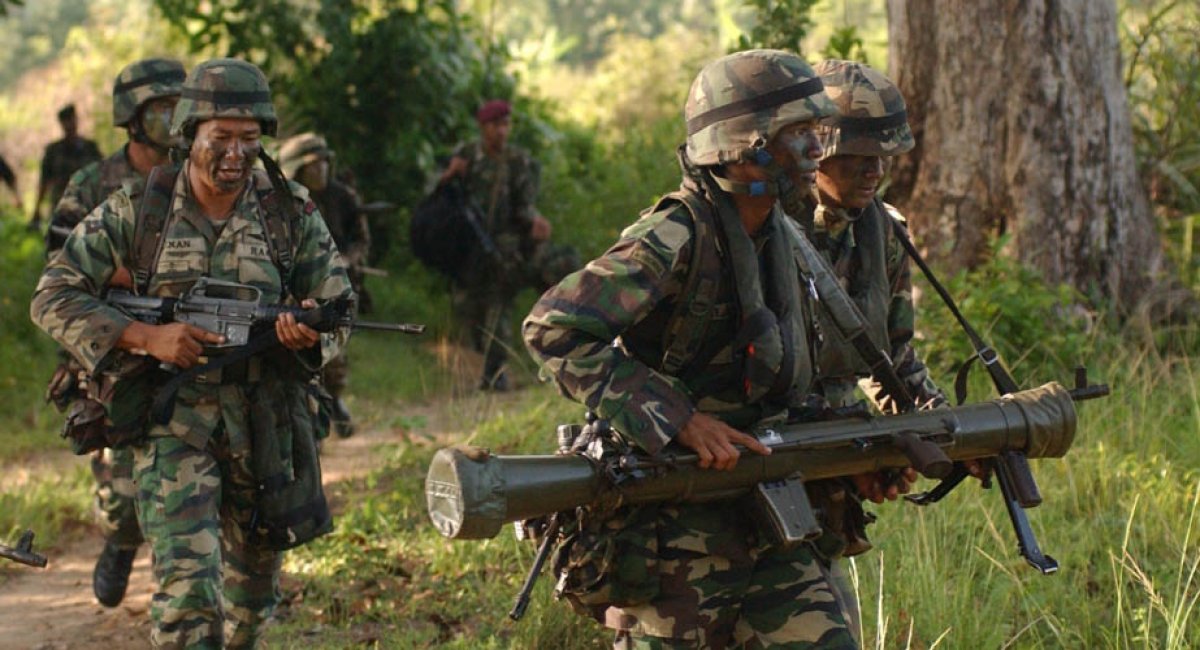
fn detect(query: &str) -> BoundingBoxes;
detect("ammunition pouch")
[552,504,661,621]
[48,357,159,455]
[247,378,333,551]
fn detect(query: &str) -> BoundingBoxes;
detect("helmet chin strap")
[710,147,791,197]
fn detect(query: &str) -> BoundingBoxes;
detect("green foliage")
[0,0,89,91]
[1120,0,1200,289]
[0,219,67,457]
[734,0,820,53]
[914,237,1096,390]
[820,25,868,63]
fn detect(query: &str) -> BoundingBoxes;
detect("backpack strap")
[659,189,722,377]
[132,163,182,295]
[256,151,300,298]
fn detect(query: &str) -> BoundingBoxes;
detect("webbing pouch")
[247,378,333,550]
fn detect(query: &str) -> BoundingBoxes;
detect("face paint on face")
[770,120,824,194]
[191,118,262,195]
[139,97,179,149]
[817,154,887,210]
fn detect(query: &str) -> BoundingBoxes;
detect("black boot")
[93,541,136,607]
[332,397,355,438]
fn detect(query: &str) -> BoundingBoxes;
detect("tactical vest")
[639,181,813,416]
[813,198,892,383]
[128,162,298,295]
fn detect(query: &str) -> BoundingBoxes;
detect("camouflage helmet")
[813,59,914,159]
[112,58,186,128]
[278,132,332,178]
[170,58,277,140]
[684,49,837,167]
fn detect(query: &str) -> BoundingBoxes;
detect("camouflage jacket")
[311,178,370,267]
[809,199,943,411]
[524,195,814,455]
[452,140,539,251]
[47,145,139,253]
[39,136,102,208]
[31,164,355,450]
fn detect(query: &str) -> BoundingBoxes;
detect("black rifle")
[1,530,48,568]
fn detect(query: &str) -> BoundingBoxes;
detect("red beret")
[476,99,511,124]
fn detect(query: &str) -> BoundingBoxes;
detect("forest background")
[1,0,1199,648]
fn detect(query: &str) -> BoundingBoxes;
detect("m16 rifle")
[1,530,48,568]
[426,372,1107,620]
[108,277,425,346]
[105,278,425,424]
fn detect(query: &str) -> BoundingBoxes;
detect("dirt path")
[0,382,501,650]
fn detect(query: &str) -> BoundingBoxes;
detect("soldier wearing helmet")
[28,103,102,231]
[806,60,946,414]
[279,132,372,436]
[524,50,881,647]
[32,57,354,648]
[47,58,185,253]
[36,58,186,611]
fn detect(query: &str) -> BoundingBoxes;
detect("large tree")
[885,0,1164,314]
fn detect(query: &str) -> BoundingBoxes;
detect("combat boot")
[92,540,136,607]
[332,397,355,438]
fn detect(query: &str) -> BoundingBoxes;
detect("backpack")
[409,177,495,282]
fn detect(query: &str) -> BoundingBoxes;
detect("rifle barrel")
[353,321,426,335]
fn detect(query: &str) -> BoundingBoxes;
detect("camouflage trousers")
[451,282,515,387]
[91,446,144,549]
[605,502,860,649]
[133,431,281,649]
[321,351,349,398]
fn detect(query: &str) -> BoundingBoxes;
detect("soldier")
[0,151,19,210]
[524,50,906,648]
[31,58,354,648]
[42,58,186,609]
[279,132,369,437]
[438,99,567,391]
[29,103,102,230]
[806,60,946,414]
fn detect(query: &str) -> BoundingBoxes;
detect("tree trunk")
[885,0,1163,313]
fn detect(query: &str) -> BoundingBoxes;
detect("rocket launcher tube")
[426,382,1076,541]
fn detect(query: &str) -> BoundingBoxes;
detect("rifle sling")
[784,218,916,412]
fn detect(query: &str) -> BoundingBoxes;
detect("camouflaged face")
[112,58,185,127]
[278,132,331,178]
[685,49,837,166]
[171,58,277,138]
[813,59,914,159]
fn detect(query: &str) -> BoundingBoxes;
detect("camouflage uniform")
[449,139,542,388]
[42,60,187,610]
[525,50,861,648]
[279,133,371,407]
[31,59,353,649]
[807,60,945,413]
[38,133,102,216]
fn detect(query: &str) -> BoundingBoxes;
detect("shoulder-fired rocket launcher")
[427,377,1105,575]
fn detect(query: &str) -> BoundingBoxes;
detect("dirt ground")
[0,347,497,650]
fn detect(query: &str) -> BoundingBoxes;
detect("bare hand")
[277,299,321,350]
[530,214,552,241]
[144,322,226,368]
[852,468,919,504]
[676,412,772,471]
[438,156,469,184]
